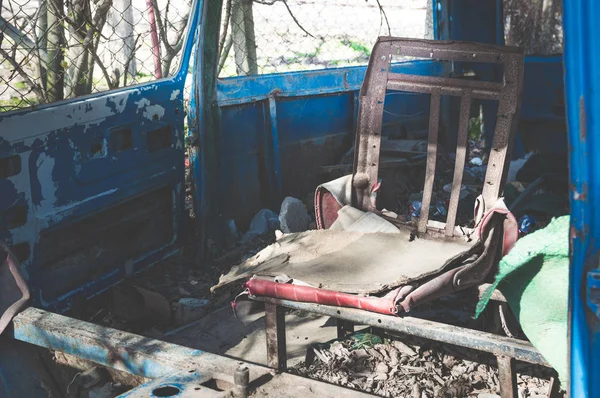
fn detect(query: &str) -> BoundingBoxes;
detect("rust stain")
[570,224,588,245]
[580,95,587,141]
[571,225,583,246]
[573,183,589,202]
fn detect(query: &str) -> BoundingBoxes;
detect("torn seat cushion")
[213,229,475,295]
[315,175,353,229]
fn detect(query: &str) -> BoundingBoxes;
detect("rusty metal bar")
[481,54,523,208]
[418,90,441,233]
[445,92,472,236]
[352,37,522,222]
[352,42,391,211]
[387,73,502,100]
[387,39,517,63]
[12,309,373,397]
[497,355,518,398]
[257,297,549,366]
[265,302,287,371]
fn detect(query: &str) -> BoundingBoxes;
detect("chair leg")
[265,303,287,371]
[497,355,518,398]
[547,376,562,398]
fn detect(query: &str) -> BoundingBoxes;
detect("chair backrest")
[352,37,524,237]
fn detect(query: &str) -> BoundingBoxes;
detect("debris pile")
[292,333,558,398]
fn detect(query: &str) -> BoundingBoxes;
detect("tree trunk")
[106,0,136,86]
[46,0,65,102]
[37,1,48,91]
[424,0,434,40]
[66,0,92,98]
[503,0,562,55]
[231,0,257,76]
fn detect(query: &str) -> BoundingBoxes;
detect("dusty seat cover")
[214,230,475,295]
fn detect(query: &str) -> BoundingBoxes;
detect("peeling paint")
[0,91,134,147]
[135,98,152,109]
[134,97,166,121]
[36,153,58,214]
[0,0,198,311]
[142,105,166,121]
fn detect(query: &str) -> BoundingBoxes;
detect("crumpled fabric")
[474,196,518,256]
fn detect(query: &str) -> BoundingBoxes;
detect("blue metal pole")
[267,93,283,201]
[563,1,600,396]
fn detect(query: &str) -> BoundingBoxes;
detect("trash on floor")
[292,331,556,398]
[279,196,312,233]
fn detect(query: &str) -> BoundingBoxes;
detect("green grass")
[136,71,153,78]
[468,116,483,140]
[341,39,371,57]
[13,81,27,90]
[0,97,37,113]
[283,43,324,65]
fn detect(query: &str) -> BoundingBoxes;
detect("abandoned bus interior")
[1,0,598,397]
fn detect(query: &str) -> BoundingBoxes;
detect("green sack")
[476,215,569,385]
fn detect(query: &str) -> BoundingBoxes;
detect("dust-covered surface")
[290,333,560,398]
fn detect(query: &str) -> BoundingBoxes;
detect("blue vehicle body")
[1,0,597,396]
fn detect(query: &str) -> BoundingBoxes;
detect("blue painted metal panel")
[214,50,566,226]
[0,0,201,312]
[214,61,442,227]
[520,56,566,156]
[563,1,600,397]
[216,61,444,106]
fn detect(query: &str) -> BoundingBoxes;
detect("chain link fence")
[217,0,434,77]
[2,0,564,113]
[0,0,191,112]
[504,0,563,55]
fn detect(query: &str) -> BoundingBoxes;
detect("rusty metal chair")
[215,37,546,398]
[315,37,524,312]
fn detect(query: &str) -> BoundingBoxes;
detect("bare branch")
[219,0,232,59]
[252,0,277,5]
[0,47,46,102]
[30,6,48,103]
[150,0,174,54]
[218,32,233,75]
[123,34,142,86]
[91,50,116,89]
[375,0,391,36]
[170,17,188,55]
[281,0,315,39]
